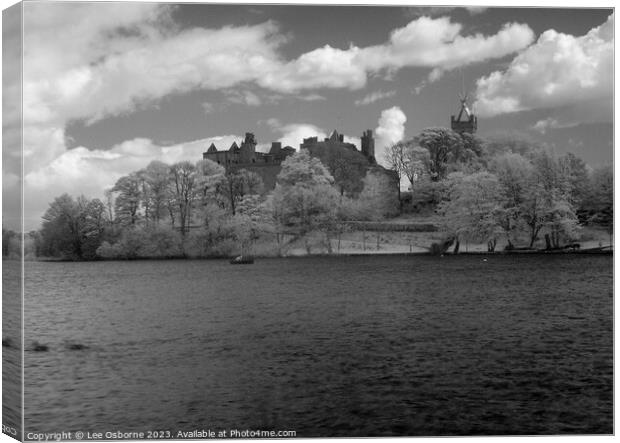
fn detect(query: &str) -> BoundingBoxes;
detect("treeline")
[34,151,397,260]
[386,128,613,251]
[17,128,614,260]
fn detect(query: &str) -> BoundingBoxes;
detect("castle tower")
[451,94,477,134]
[269,141,282,154]
[239,132,257,163]
[361,129,375,163]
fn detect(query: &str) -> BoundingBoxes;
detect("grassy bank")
[19,220,612,261]
[280,224,612,257]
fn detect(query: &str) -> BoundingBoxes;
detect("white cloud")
[261,44,368,93]
[20,5,535,129]
[276,124,328,149]
[22,126,68,173]
[224,89,263,107]
[344,136,362,147]
[355,90,397,106]
[26,22,282,125]
[258,16,534,93]
[20,5,536,127]
[474,13,613,123]
[359,17,534,74]
[257,15,533,94]
[375,107,407,166]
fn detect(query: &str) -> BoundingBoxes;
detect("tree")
[2,229,19,258]
[438,172,504,252]
[39,194,106,259]
[521,150,577,248]
[194,159,226,224]
[111,173,142,227]
[482,133,543,161]
[416,127,463,181]
[489,152,534,248]
[402,142,430,192]
[459,132,485,158]
[356,170,400,221]
[451,132,486,173]
[589,166,613,214]
[196,159,226,200]
[383,142,407,208]
[586,165,613,245]
[559,152,590,208]
[215,169,264,216]
[276,150,335,188]
[142,161,172,225]
[545,197,579,249]
[272,151,339,253]
[104,189,115,225]
[310,144,368,196]
[81,198,108,259]
[520,181,552,248]
[169,161,199,235]
[40,194,83,258]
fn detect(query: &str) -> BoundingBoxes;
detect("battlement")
[302,136,318,145]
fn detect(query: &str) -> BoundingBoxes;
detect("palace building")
[203,129,378,190]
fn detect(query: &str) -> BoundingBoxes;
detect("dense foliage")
[26,128,612,259]
[33,152,397,259]
[387,129,612,251]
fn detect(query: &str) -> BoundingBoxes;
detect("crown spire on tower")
[451,73,477,134]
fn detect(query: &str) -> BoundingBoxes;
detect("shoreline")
[21,246,613,263]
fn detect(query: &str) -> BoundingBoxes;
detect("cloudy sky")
[2,2,614,230]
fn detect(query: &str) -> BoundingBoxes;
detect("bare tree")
[402,143,431,193]
[169,161,198,236]
[384,142,407,210]
[142,161,172,225]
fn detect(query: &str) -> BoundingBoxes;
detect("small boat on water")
[230,255,255,264]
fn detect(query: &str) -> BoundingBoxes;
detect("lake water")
[9,255,614,436]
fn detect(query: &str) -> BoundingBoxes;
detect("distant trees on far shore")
[32,148,397,260]
[386,129,613,252]
[12,127,612,260]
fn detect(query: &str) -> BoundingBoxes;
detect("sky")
[1,1,614,231]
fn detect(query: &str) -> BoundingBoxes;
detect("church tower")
[451,93,477,134]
